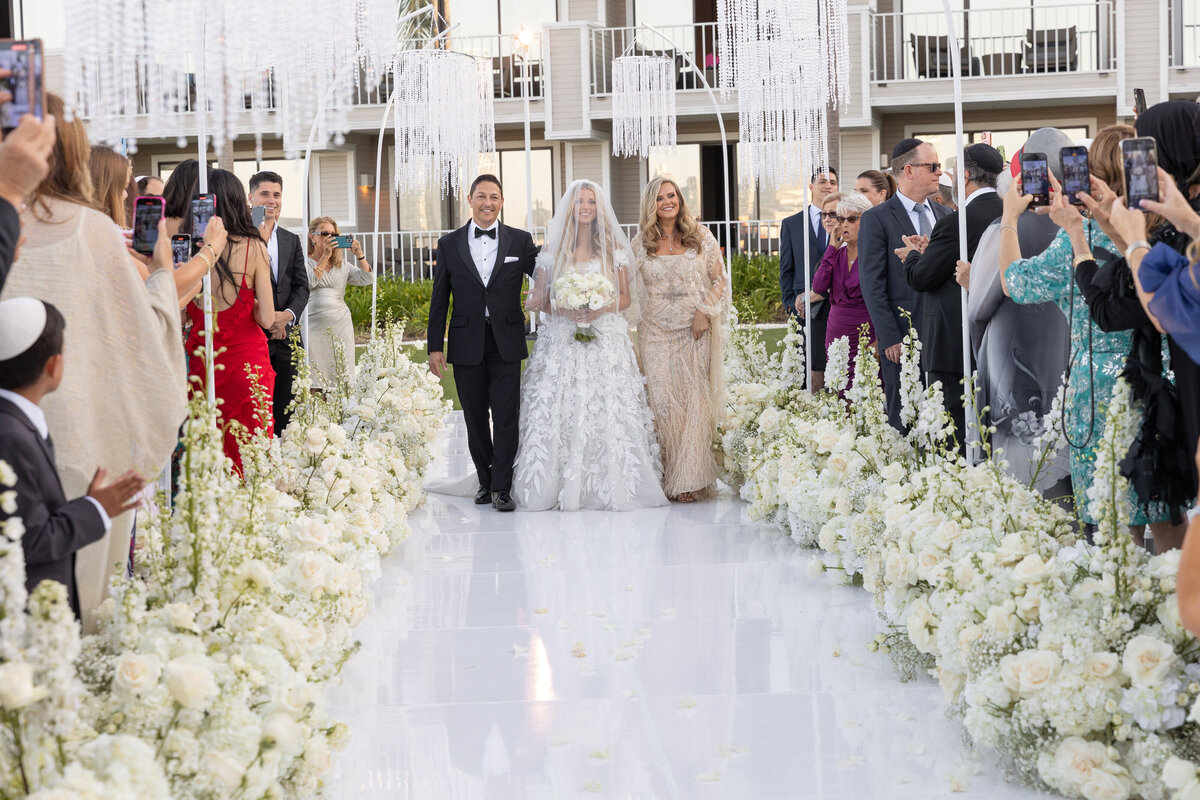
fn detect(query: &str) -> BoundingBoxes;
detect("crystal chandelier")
[391,49,495,197]
[61,0,400,157]
[611,54,677,159]
[716,0,849,187]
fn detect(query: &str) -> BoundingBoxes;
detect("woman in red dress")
[184,169,276,473]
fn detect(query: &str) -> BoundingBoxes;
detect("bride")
[514,180,668,512]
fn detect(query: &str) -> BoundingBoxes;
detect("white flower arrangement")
[552,271,615,342]
[721,325,1200,800]
[0,322,449,799]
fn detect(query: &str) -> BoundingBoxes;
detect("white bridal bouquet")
[552,271,614,342]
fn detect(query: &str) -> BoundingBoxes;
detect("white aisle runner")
[325,415,1050,799]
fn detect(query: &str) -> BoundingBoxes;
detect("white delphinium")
[777,317,805,389]
[1027,374,1068,490]
[1086,378,1138,546]
[825,335,850,395]
[898,323,923,431]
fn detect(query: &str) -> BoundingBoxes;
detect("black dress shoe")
[492,490,516,512]
[474,487,491,504]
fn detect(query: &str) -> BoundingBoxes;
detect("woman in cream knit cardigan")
[1,95,186,632]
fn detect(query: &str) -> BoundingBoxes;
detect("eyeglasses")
[835,215,862,224]
[316,231,336,237]
[820,211,839,220]
[909,162,942,173]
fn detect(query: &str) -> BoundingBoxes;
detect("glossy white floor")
[325,414,1052,799]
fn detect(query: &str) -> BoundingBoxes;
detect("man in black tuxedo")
[0,107,55,292]
[900,143,1005,450]
[858,138,952,430]
[779,167,838,390]
[250,171,309,435]
[427,175,539,512]
[0,299,145,619]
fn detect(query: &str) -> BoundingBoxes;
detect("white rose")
[813,429,840,452]
[916,549,943,582]
[1086,652,1120,681]
[262,711,303,753]
[985,604,1022,638]
[165,658,219,709]
[112,653,162,696]
[303,426,327,454]
[905,597,937,655]
[1011,553,1052,584]
[1053,736,1108,786]
[1081,768,1132,800]
[291,553,328,594]
[957,624,983,654]
[166,603,199,632]
[994,532,1031,565]
[204,750,247,791]
[1122,634,1176,687]
[938,668,965,701]
[881,462,905,483]
[999,650,1059,697]
[1163,757,1199,791]
[238,559,273,589]
[929,519,962,551]
[757,407,781,433]
[304,736,333,774]
[883,550,918,587]
[0,661,39,709]
[290,518,331,550]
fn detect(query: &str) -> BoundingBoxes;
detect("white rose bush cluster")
[721,323,1200,800]
[0,323,449,799]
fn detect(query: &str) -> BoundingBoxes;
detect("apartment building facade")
[17,0,1200,274]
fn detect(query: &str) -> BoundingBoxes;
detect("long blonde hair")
[638,176,705,257]
[89,145,131,228]
[31,94,97,221]
[307,216,341,265]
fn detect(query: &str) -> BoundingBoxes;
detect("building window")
[648,145,702,219]
[155,157,307,230]
[456,149,554,231]
[446,0,556,38]
[912,127,1090,171]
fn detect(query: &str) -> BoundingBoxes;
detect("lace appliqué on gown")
[513,306,668,512]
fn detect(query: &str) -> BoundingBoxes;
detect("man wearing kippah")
[899,143,1005,452]
[857,137,952,430]
[0,297,146,619]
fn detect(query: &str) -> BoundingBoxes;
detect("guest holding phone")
[303,216,373,389]
[0,89,55,292]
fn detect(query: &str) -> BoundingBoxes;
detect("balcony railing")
[360,218,782,281]
[871,2,1116,82]
[1170,0,1200,68]
[590,23,721,96]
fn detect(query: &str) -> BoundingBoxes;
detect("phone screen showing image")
[0,40,37,133]
[1021,154,1050,206]
[132,198,164,255]
[1123,138,1159,210]
[171,235,192,265]
[191,194,215,240]
[1061,147,1090,205]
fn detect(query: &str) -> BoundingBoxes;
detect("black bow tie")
[474,227,496,239]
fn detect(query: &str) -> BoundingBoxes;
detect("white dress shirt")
[0,388,110,530]
[266,223,280,281]
[468,219,499,286]
[896,191,937,235]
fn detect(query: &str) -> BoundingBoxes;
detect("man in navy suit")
[0,298,145,619]
[779,168,838,391]
[427,175,539,512]
[900,143,1006,450]
[858,138,952,430]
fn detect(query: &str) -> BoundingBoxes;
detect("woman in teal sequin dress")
[1001,211,1172,528]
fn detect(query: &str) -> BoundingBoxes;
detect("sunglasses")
[835,215,862,224]
[820,211,839,220]
[315,231,337,237]
[909,162,941,173]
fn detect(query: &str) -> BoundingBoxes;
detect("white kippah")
[0,297,48,361]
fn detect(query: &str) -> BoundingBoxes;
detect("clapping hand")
[894,234,928,260]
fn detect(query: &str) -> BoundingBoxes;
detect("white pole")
[517,30,537,334]
[941,0,975,461]
[197,22,215,408]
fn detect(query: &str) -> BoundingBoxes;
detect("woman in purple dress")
[800,192,877,392]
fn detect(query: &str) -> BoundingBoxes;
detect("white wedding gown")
[514,260,669,512]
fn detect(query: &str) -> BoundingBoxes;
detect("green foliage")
[346,279,435,337]
[728,253,786,324]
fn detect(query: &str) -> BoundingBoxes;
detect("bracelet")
[1001,224,1018,235]
[196,251,213,270]
[1072,252,1093,269]
[1124,240,1151,260]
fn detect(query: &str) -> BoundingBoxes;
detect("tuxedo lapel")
[272,229,286,307]
[487,225,511,288]
[454,225,486,289]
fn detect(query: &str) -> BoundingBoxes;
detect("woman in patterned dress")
[633,177,729,503]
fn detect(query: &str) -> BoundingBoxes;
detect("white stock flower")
[0,459,15,487]
[1122,635,1176,687]
[165,658,219,709]
[112,653,163,696]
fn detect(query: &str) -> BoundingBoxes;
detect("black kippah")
[892,138,924,160]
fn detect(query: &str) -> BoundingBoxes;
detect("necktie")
[818,223,828,250]
[474,227,496,239]
[915,203,932,237]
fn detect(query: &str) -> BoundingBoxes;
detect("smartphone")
[1060,146,1089,206]
[0,39,43,134]
[332,235,353,249]
[171,234,192,265]
[1133,88,1147,118]
[131,196,165,255]
[251,205,266,227]
[191,194,216,241]
[1122,137,1159,210]
[1020,152,1050,207]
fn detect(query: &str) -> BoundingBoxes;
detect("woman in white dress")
[514,180,668,512]
[302,216,374,389]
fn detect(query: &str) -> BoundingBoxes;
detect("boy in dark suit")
[0,298,146,618]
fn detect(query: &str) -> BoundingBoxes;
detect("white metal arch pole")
[940,1,976,462]
[197,20,216,408]
[801,104,813,392]
[643,24,734,294]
